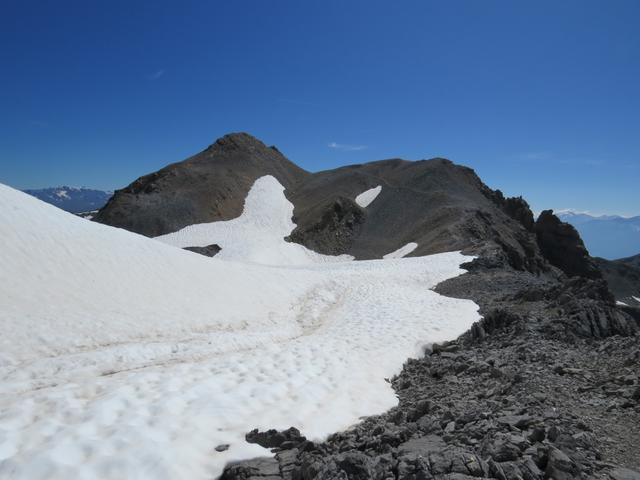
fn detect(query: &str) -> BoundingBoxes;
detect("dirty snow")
[383,242,419,259]
[0,178,479,480]
[355,185,381,208]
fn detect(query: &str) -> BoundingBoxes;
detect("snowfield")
[155,176,353,265]
[0,177,480,480]
[355,185,382,208]
[384,242,419,259]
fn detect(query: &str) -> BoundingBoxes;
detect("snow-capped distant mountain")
[22,186,112,213]
[556,210,640,260]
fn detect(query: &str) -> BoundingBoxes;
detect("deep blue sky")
[1,1,638,215]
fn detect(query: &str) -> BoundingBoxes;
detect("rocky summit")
[95,133,309,237]
[95,133,640,480]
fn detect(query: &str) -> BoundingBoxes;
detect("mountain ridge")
[96,133,570,278]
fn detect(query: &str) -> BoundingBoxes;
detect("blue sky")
[1,0,638,215]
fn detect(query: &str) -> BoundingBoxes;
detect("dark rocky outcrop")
[183,244,221,257]
[595,254,640,307]
[488,190,535,232]
[535,210,602,279]
[287,197,366,256]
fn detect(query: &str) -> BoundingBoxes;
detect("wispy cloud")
[328,142,367,152]
[277,98,319,107]
[518,152,552,161]
[148,69,165,80]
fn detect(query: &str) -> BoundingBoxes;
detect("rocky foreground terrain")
[93,133,639,480]
[221,256,640,480]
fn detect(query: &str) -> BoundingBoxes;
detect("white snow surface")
[156,176,353,265]
[355,185,382,208]
[384,242,419,259]
[0,178,480,480]
[616,301,629,307]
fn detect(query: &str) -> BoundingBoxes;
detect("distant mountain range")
[556,210,640,260]
[23,186,112,213]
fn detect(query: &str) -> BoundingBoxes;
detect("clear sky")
[1,0,638,215]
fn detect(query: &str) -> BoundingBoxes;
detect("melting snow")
[383,242,419,259]
[0,178,479,480]
[355,185,381,208]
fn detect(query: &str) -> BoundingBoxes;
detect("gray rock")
[496,415,536,430]
[545,447,578,480]
[398,435,447,456]
[610,467,640,480]
[221,457,281,480]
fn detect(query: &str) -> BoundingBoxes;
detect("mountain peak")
[207,132,269,152]
[95,133,309,236]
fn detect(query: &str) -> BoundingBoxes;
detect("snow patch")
[355,185,381,208]
[616,301,629,307]
[633,296,640,303]
[156,176,353,265]
[383,242,418,259]
[0,180,480,480]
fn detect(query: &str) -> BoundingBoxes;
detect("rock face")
[535,210,601,279]
[287,197,366,256]
[183,244,221,257]
[94,133,309,237]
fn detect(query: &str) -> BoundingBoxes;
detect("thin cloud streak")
[277,98,319,107]
[148,69,165,80]
[328,142,367,152]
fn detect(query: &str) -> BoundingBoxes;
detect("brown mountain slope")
[95,133,309,237]
[96,132,600,281]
